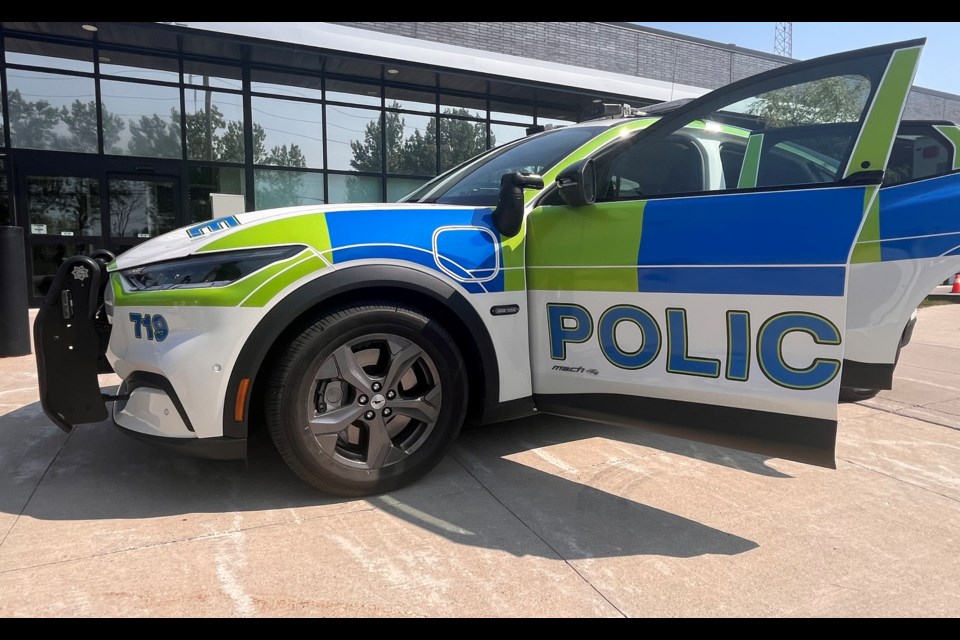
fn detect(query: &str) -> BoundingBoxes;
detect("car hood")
[112,202,483,270]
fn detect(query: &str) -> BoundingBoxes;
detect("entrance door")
[105,173,180,256]
[18,153,182,304]
[20,163,103,302]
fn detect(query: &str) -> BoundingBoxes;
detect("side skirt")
[534,393,837,468]
[840,360,895,391]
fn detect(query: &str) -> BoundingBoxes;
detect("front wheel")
[265,302,467,495]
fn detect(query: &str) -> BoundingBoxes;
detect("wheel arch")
[222,264,500,439]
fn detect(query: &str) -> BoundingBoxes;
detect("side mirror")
[492,172,544,237]
[556,159,596,207]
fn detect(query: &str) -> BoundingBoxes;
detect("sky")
[638,22,960,95]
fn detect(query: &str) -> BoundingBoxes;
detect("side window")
[601,134,706,199]
[594,62,883,201]
[884,132,952,186]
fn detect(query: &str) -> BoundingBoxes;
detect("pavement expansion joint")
[449,451,629,618]
[838,457,960,505]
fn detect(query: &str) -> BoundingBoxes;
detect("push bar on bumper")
[34,251,119,432]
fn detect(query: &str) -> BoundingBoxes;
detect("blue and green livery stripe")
[527,186,863,296]
[527,200,647,291]
[738,134,764,188]
[502,119,659,291]
[933,124,960,171]
[851,186,881,264]
[197,212,332,254]
[844,45,922,179]
[112,248,324,307]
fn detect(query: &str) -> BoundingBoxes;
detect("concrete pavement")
[1,307,959,617]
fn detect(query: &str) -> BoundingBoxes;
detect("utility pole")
[775,22,793,58]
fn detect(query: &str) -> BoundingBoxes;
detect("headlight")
[120,246,305,291]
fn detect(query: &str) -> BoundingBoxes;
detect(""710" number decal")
[129,312,169,342]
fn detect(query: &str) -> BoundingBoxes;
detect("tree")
[346,105,493,201]
[397,128,434,175]
[184,104,226,161]
[60,100,124,153]
[350,108,404,174]
[128,108,182,158]
[256,143,310,209]
[109,180,148,237]
[346,108,404,201]
[437,108,489,169]
[265,143,306,167]
[747,75,871,128]
[221,117,257,164]
[6,89,61,149]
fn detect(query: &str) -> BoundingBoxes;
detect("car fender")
[220,263,504,438]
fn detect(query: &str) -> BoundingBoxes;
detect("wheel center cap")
[370,393,386,409]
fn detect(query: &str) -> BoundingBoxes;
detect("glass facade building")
[0,22,650,303]
[4,22,959,306]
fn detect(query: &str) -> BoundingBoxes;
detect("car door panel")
[845,171,960,374]
[527,189,861,420]
[525,40,925,466]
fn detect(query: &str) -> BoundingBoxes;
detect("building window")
[188,165,245,223]
[327,174,382,204]
[387,177,428,202]
[385,87,436,114]
[4,38,93,73]
[108,178,178,238]
[25,175,101,236]
[536,108,578,127]
[254,169,325,210]
[491,100,534,125]
[101,80,182,158]
[0,159,10,226]
[388,112,436,176]
[490,123,526,148]
[441,94,486,119]
[0,78,5,146]
[99,50,180,84]
[6,70,98,153]
[326,105,381,172]
[183,60,242,92]
[439,117,490,171]
[184,89,244,163]
[326,79,381,107]
[251,69,323,101]
[251,96,323,168]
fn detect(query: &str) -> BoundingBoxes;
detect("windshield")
[402,126,606,206]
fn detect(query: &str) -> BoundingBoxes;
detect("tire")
[839,386,882,403]
[265,302,468,495]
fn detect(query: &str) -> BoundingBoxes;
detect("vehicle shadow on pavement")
[1,401,765,560]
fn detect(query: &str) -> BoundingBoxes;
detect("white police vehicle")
[35,40,960,494]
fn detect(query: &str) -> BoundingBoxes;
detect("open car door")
[526,40,924,466]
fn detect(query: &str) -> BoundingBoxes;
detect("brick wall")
[338,22,960,122]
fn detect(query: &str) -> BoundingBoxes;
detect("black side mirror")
[492,172,544,237]
[556,159,596,207]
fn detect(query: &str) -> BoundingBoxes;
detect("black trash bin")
[0,226,31,357]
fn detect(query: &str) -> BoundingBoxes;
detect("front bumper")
[112,371,246,460]
[34,256,245,460]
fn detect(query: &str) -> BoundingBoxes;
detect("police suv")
[35,40,960,495]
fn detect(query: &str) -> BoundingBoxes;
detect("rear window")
[884,132,952,186]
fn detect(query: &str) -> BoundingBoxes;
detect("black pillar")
[0,226,31,357]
